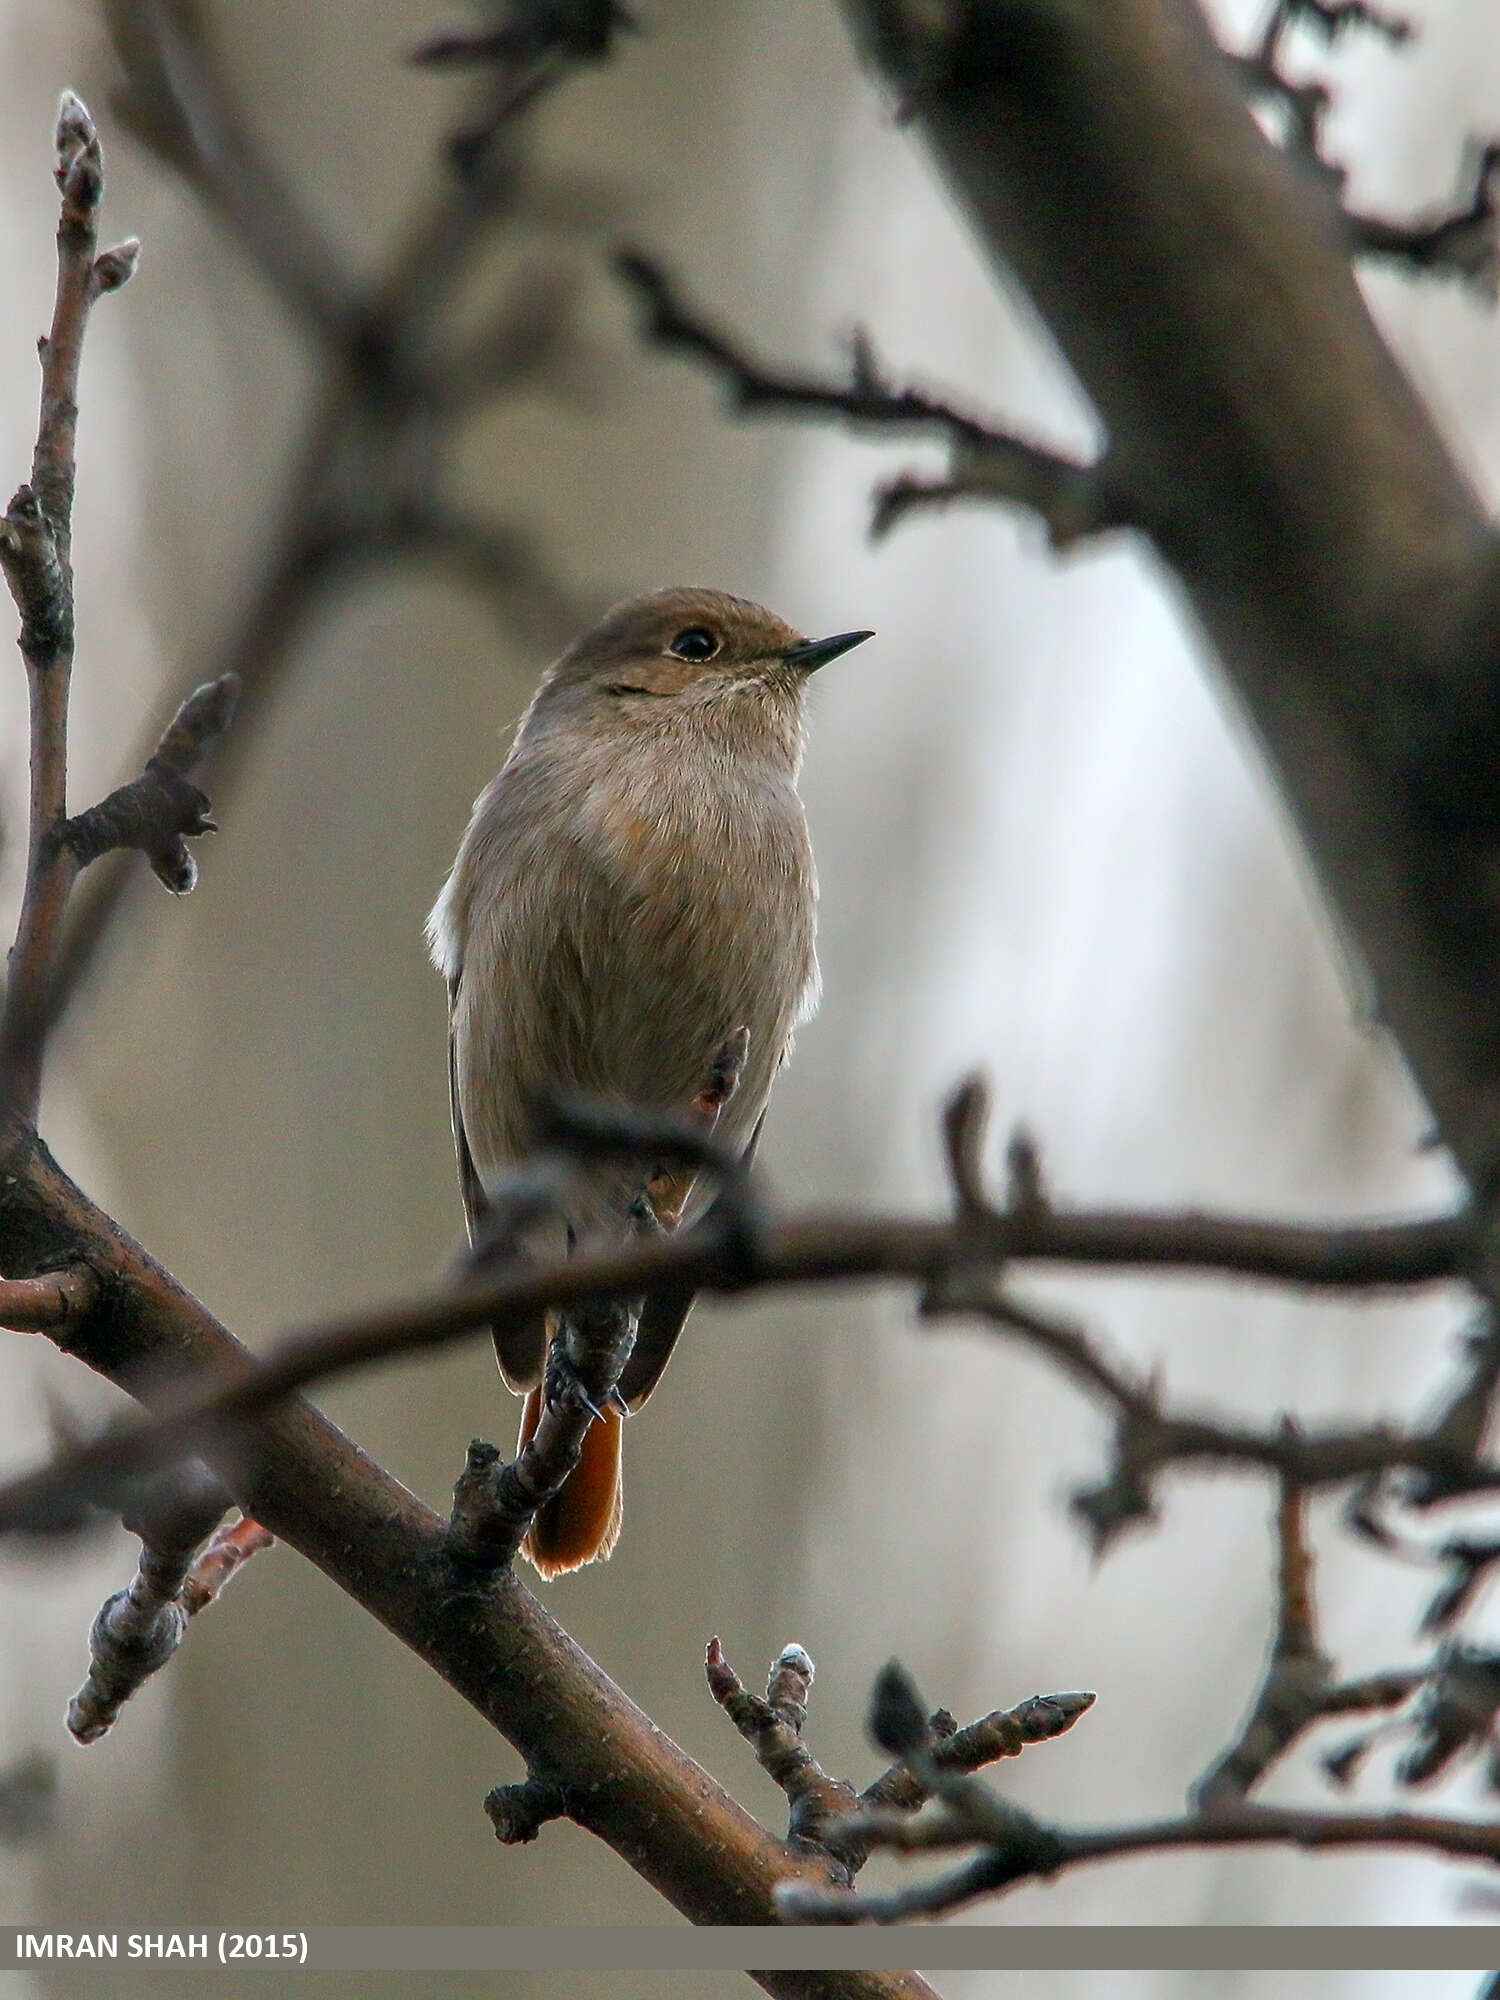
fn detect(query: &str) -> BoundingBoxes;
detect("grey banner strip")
[0,1929,1495,1973]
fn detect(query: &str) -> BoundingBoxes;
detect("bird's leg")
[447,1291,642,1569]
[518,1030,753,1506]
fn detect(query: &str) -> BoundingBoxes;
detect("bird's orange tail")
[517,1386,624,1579]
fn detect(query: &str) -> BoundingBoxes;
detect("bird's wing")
[617,1107,767,1411]
[447,975,548,1392]
[448,978,490,1243]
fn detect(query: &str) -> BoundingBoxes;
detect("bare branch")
[105,0,354,340]
[0,1144,1478,1541]
[771,1636,1490,1924]
[707,1640,863,1870]
[1193,1469,1336,1807]
[1231,2,1496,295]
[0,94,130,1122]
[615,252,1137,549]
[839,0,1500,1199]
[1279,0,1411,41]
[1345,144,1500,298]
[778,1796,1500,1922]
[0,1134,933,1955]
[861,1691,1095,1814]
[708,1641,1092,1890]
[179,1511,274,1614]
[408,0,639,178]
[62,673,239,892]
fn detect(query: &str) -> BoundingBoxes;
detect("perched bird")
[427,586,871,1577]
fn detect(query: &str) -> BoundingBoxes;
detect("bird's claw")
[543,1338,619,1427]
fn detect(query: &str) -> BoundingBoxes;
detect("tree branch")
[1230,5,1499,295]
[1345,144,1500,297]
[779,1796,1500,1922]
[0,1125,941,1989]
[62,672,239,891]
[837,0,1500,1199]
[0,1087,1476,1540]
[0,94,137,1121]
[616,252,1138,549]
[771,1524,1476,1925]
[65,1463,231,1744]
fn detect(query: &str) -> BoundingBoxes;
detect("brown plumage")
[427,586,871,1576]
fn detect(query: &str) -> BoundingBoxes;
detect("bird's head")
[522,587,872,750]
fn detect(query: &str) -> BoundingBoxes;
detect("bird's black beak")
[781,629,874,673]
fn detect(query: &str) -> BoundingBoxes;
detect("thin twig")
[708,1640,863,1869]
[776,1798,1500,1922]
[1232,0,1498,296]
[1345,144,1500,297]
[1193,1467,1336,1807]
[62,672,239,891]
[615,252,1139,549]
[179,1511,274,1614]
[0,95,136,1121]
[66,1462,230,1744]
[861,1692,1097,1814]
[769,1637,1481,1924]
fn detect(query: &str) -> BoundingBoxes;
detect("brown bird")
[427,586,871,1576]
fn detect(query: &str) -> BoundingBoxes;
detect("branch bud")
[92,240,141,295]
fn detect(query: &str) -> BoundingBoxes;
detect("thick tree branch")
[837,0,1500,1199]
[0,1126,939,1991]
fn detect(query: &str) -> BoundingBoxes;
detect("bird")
[427,586,872,1577]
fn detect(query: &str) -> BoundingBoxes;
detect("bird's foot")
[546,1296,638,1421]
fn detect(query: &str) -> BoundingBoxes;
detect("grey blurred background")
[0,0,1496,1992]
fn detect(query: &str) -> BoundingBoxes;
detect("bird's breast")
[564,756,819,1095]
[581,758,813,925]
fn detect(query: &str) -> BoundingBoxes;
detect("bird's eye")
[667,627,719,662]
